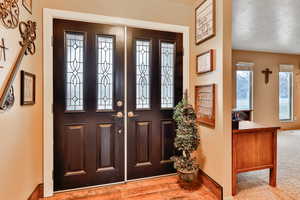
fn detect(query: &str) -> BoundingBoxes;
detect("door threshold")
[54,173,177,194]
[126,173,177,183]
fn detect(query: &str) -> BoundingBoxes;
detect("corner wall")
[232,50,300,130]
[190,0,232,198]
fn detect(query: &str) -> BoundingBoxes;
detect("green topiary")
[171,97,200,172]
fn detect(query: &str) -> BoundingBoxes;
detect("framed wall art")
[195,0,216,45]
[21,70,35,105]
[22,0,32,14]
[196,49,214,74]
[195,84,215,127]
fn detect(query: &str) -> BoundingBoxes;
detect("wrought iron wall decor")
[0,38,8,62]
[0,20,36,110]
[22,0,31,14]
[0,0,20,29]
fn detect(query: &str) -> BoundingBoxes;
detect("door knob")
[112,112,124,119]
[128,111,139,118]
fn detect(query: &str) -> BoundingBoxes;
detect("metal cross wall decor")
[262,68,272,84]
[0,20,36,110]
[0,0,20,29]
[0,38,8,62]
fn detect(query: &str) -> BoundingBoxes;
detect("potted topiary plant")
[171,97,200,182]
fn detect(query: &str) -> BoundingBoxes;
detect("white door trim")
[43,8,190,197]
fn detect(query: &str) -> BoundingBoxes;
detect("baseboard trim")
[28,184,43,200]
[198,169,223,200]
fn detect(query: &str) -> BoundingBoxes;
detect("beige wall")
[190,0,232,198]
[0,2,43,200]
[232,50,300,129]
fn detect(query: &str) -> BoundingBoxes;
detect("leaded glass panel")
[97,36,114,110]
[136,40,150,109]
[161,42,175,109]
[65,33,84,111]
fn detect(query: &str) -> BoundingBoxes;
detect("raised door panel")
[96,123,115,172]
[63,124,87,177]
[161,121,175,163]
[136,122,152,167]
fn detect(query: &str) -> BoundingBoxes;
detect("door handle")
[128,111,139,118]
[112,112,124,119]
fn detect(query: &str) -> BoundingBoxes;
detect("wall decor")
[195,0,215,45]
[0,38,8,62]
[195,84,215,127]
[21,70,35,105]
[196,49,214,74]
[22,0,32,14]
[0,20,37,110]
[262,68,272,84]
[0,0,20,29]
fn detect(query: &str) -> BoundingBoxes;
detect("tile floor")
[41,176,218,200]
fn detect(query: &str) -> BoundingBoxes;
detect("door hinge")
[51,36,53,47]
[183,48,184,56]
[51,104,54,113]
[52,170,54,180]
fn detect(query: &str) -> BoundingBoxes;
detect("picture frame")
[21,70,35,105]
[22,0,32,14]
[195,0,216,45]
[196,49,214,74]
[195,84,215,128]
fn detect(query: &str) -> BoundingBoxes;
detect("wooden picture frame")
[21,70,35,105]
[195,0,216,45]
[22,0,32,14]
[195,84,215,127]
[196,49,214,74]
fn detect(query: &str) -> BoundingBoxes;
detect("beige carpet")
[234,130,300,200]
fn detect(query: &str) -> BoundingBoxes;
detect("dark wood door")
[53,19,125,191]
[127,27,183,179]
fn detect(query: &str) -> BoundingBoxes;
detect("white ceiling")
[233,0,300,54]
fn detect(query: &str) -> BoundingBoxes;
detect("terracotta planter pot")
[177,169,198,182]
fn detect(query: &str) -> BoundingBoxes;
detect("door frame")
[43,8,189,197]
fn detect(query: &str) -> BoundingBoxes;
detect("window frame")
[279,71,294,121]
[236,70,253,111]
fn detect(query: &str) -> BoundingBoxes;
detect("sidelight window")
[136,40,151,109]
[279,65,294,121]
[97,36,114,111]
[161,42,175,109]
[65,32,85,111]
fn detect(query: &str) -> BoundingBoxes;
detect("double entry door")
[53,19,183,191]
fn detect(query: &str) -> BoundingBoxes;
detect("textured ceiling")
[233,0,300,54]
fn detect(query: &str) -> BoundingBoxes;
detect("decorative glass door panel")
[65,33,85,111]
[136,40,151,109]
[161,42,175,109]
[97,35,114,111]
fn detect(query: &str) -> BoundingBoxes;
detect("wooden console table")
[232,121,280,195]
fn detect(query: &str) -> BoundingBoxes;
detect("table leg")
[269,167,277,187]
[232,172,237,195]
[270,131,277,187]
